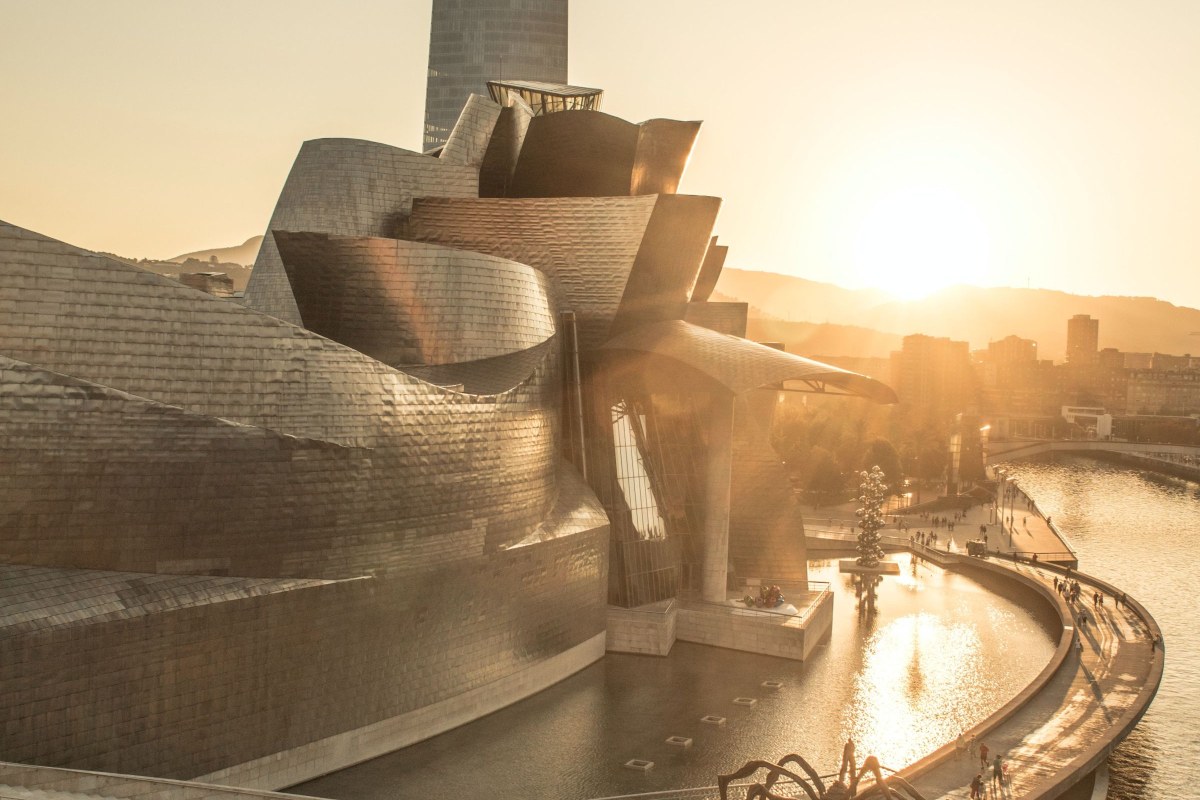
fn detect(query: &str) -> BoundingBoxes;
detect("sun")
[852,185,991,300]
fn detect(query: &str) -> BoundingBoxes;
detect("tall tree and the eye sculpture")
[855,466,888,568]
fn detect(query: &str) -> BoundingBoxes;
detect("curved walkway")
[901,555,1162,800]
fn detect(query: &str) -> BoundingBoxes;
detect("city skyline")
[4,1,1200,306]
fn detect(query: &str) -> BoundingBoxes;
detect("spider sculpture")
[718,752,926,800]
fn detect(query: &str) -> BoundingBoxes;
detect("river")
[1001,453,1200,800]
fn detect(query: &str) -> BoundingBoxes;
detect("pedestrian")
[968,733,977,758]
[1074,637,1083,657]
[979,741,989,771]
[956,732,965,759]
[1053,577,1059,591]
[970,773,983,799]
[993,754,1004,790]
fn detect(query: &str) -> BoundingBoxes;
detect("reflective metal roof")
[600,319,899,403]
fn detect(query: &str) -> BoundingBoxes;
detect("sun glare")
[852,185,991,300]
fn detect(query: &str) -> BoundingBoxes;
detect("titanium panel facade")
[0,75,897,785]
[508,111,701,198]
[242,138,478,325]
[424,0,568,152]
[274,232,556,368]
[398,194,721,350]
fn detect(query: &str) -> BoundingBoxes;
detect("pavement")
[804,491,1073,562]
[907,558,1160,800]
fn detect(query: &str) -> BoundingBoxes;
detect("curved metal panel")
[242,138,478,324]
[479,98,534,197]
[440,94,503,168]
[601,319,900,402]
[274,231,556,368]
[631,118,702,195]
[0,223,582,581]
[689,235,728,302]
[399,195,659,350]
[506,111,702,198]
[509,110,639,197]
[613,194,722,334]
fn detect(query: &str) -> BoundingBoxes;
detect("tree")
[860,439,903,493]
[806,447,845,506]
[855,466,887,567]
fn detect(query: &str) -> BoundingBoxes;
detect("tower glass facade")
[424,0,568,152]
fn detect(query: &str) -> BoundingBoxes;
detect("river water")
[1001,454,1200,800]
[294,554,1055,800]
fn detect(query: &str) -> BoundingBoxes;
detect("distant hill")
[867,286,1200,360]
[744,319,903,359]
[714,269,894,323]
[169,235,262,266]
[714,268,1200,360]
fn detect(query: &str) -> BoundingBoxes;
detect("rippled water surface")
[1001,455,1200,800]
[295,555,1054,800]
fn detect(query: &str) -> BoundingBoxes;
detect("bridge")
[987,439,1200,481]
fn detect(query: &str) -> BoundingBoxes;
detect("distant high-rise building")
[988,335,1037,365]
[890,334,971,413]
[1066,314,1099,365]
[423,0,569,152]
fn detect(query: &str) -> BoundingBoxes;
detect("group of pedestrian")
[914,530,940,547]
[956,733,1009,797]
[1053,575,1086,607]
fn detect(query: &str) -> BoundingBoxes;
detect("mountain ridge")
[713,268,1200,360]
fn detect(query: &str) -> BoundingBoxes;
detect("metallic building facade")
[423,0,568,152]
[0,83,894,788]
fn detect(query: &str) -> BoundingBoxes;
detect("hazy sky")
[3,1,1199,306]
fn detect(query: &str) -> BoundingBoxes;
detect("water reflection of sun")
[845,612,986,770]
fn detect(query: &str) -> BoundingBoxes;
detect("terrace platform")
[607,581,833,662]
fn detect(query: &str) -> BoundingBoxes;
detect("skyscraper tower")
[1066,314,1100,365]
[423,0,569,152]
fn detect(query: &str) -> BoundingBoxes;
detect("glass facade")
[424,0,569,152]
[585,359,715,607]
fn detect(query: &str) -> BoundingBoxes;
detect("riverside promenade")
[901,555,1162,800]
[805,489,1076,565]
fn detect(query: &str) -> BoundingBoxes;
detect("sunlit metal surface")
[601,320,899,403]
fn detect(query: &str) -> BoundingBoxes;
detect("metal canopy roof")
[487,80,604,116]
[600,319,899,403]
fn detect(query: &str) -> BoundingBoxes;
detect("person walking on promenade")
[979,741,989,771]
[992,754,1004,792]
[1054,577,1059,591]
[968,733,977,758]
[1075,636,1083,657]
[970,773,983,799]
[956,732,965,759]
